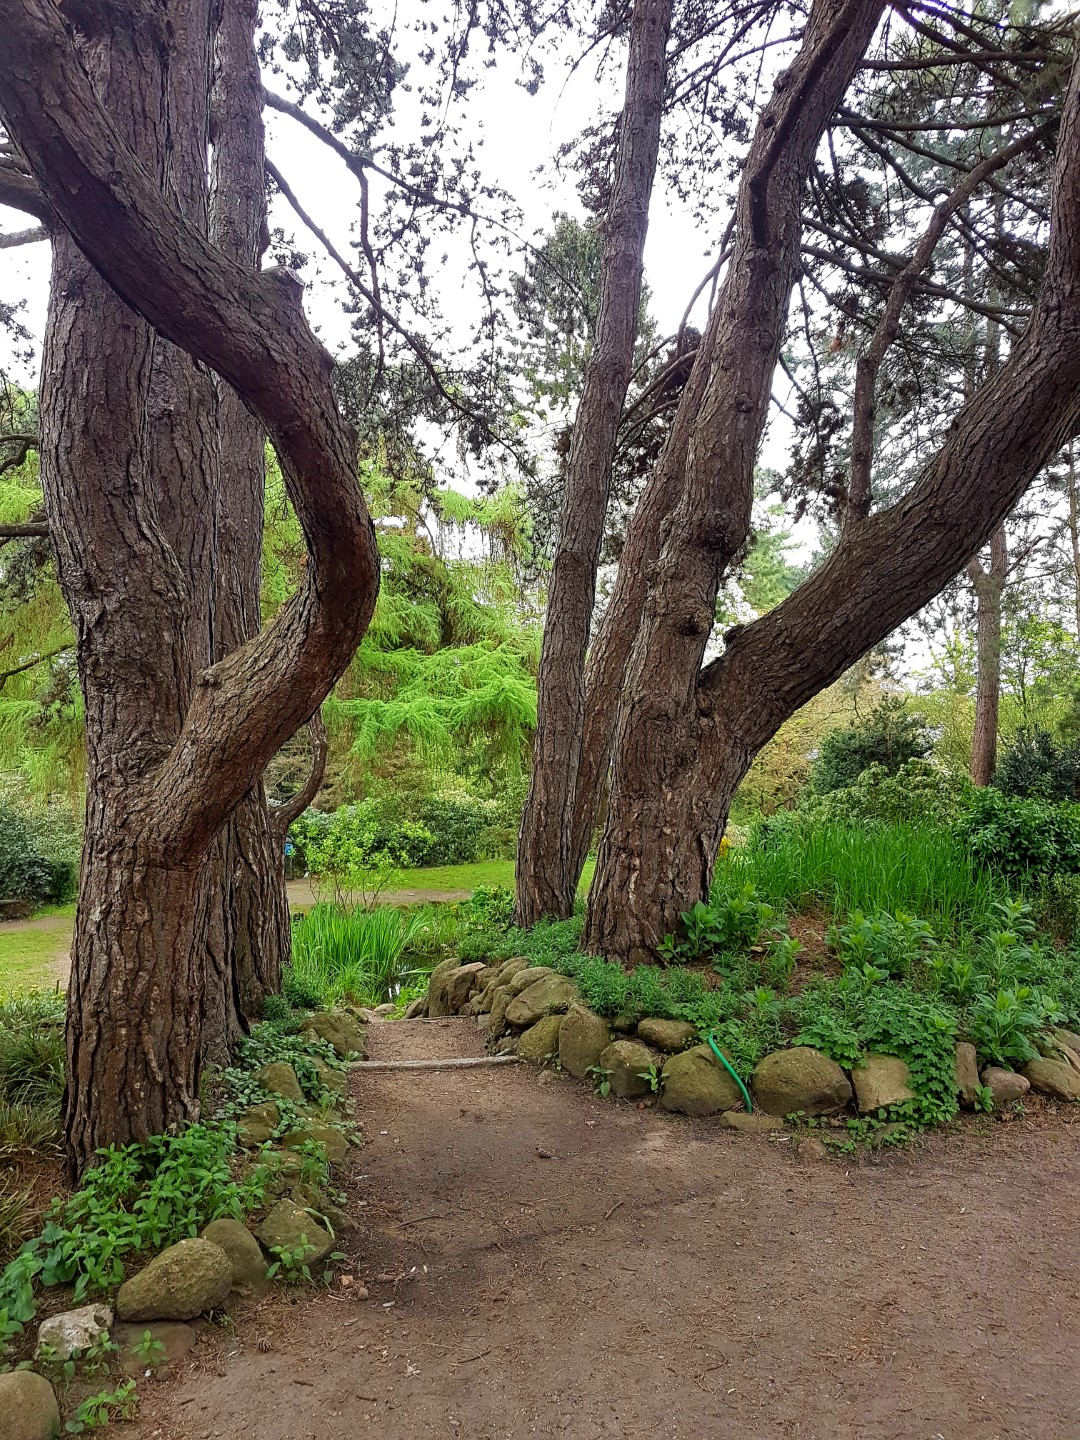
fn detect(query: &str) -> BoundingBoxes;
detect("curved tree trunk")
[3,0,381,1175]
[514,0,672,926]
[585,7,1080,963]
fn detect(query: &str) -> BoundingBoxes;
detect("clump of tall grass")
[717,819,1005,935]
[288,903,428,1008]
[0,992,65,1161]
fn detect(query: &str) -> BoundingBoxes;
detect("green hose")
[707,1033,753,1113]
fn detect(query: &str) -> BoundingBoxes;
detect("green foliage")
[289,902,426,1008]
[65,1379,138,1432]
[0,992,64,1164]
[827,909,936,979]
[995,727,1080,802]
[722,818,1000,931]
[657,884,776,965]
[807,697,931,796]
[811,758,974,828]
[955,789,1080,879]
[967,986,1060,1069]
[0,794,76,907]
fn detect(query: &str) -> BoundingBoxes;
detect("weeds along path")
[141,1018,1080,1440]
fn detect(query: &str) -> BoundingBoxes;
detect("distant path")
[0,879,473,990]
[141,1016,1080,1440]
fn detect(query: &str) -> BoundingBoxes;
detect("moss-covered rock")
[0,1369,61,1440]
[516,1014,564,1064]
[281,1120,350,1166]
[310,1057,349,1101]
[752,1046,852,1117]
[600,1039,658,1100]
[300,1010,367,1059]
[116,1238,232,1322]
[256,1061,305,1105]
[485,984,515,1038]
[509,966,555,995]
[1023,1057,1080,1102]
[506,974,579,1029]
[851,1054,915,1113]
[719,1110,787,1134]
[661,1045,743,1116]
[200,1218,271,1300]
[559,1006,611,1080]
[254,1199,336,1265]
[955,1042,980,1108]
[236,1100,281,1148]
[636,1018,697,1053]
[429,960,487,1016]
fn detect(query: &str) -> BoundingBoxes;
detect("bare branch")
[0,223,45,247]
[270,709,328,839]
[0,643,71,689]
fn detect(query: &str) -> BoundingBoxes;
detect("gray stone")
[797,1137,830,1162]
[116,1238,232,1322]
[1053,1026,1080,1054]
[493,957,532,987]
[509,966,555,995]
[429,961,487,1016]
[720,1110,787,1134]
[236,1100,280,1147]
[254,1199,336,1265]
[466,992,485,1016]
[300,1010,367,1059]
[372,1002,396,1017]
[516,1014,564,1064]
[0,1369,61,1440]
[36,1302,112,1362]
[559,1006,612,1080]
[600,1039,659,1100]
[636,1017,697,1053]
[980,1066,1031,1107]
[610,1012,638,1033]
[200,1219,270,1300]
[955,1042,980,1109]
[282,1120,349,1167]
[661,1045,743,1117]
[310,1057,348,1101]
[113,1321,197,1377]
[1023,1057,1080,1102]
[256,1061,305,1105]
[752,1047,853,1118]
[851,1054,916,1113]
[486,984,515,1038]
[403,996,426,1020]
[505,974,579,1028]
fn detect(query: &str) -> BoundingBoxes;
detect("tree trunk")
[968,526,1007,786]
[585,11,1080,963]
[515,0,672,925]
[3,0,381,1175]
[585,0,889,961]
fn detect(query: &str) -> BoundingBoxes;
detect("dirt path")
[139,1018,1080,1440]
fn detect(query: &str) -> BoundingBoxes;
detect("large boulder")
[282,1120,349,1167]
[300,1010,367,1059]
[116,1238,232,1322]
[516,1015,564,1065]
[980,1066,1030,1107]
[851,1054,916,1113]
[955,1042,980,1109]
[310,1057,349,1102]
[509,966,555,995]
[256,1061,305,1105]
[505,974,579,1029]
[429,961,488,1016]
[559,1006,611,1080]
[236,1100,281,1148]
[0,1370,61,1440]
[200,1219,271,1300]
[255,1199,336,1265]
[661,1045,743,1117]
[752,1047,852,1118]
[36,1302,112,1362]
[600,1039,658,1100]
[636,1018,697,1053]
[1023,1058,1080,1102]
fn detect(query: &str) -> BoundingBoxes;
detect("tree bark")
[585,13,1080,963]
[968,527,1007,786]
[1,0,380,1174]
[585,0,890,962]
[514,0,672,925]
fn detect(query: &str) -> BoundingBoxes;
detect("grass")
[0,924,70,997]
[288,902,427,1008]
[716,821,1004,935]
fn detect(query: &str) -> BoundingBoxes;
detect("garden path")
[139,1016,1080,1440]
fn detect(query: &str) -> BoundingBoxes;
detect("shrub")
[813,758,974,828]
[995,728,1080,802]
[0,798,76,907]
[955,789,1080,880]
[827,909,936,979]
[807,697,931,796]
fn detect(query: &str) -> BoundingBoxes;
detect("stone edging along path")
[411,953,1080,1126]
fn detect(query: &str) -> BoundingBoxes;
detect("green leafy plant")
[828,909,936,979]
[65,1379,138,1432]
[967,986,1059,1068]
[587,1064,613,1099]
[130,1329,166,1374]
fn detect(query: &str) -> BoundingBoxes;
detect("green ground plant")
[288,902,426,1007]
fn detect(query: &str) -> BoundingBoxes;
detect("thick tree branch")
[270,710,328,839]
[0,150,48,219]
[0,642,70,688]
[0,222,45,246]
[0,520,48,536]
[0,0,380,859]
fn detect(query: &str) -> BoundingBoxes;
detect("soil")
[135,1016,1080,1440]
